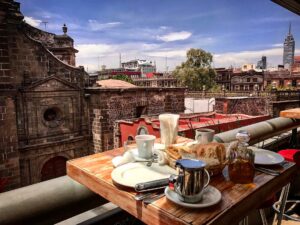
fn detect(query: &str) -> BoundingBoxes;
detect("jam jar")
[228,130,255,184]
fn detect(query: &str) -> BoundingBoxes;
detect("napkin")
[154,149,168,166]
[112,151,135,167]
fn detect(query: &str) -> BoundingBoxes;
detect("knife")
[255,167,280,176]
[135,178,169,192]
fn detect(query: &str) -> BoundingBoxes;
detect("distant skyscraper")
[257,56,267,69]
[283,23,295,68]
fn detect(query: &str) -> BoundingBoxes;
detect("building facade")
[283,23,295,68]
[215,68,233,90]
[0,0,90,191]
[231,70,264,91]
[121,59,156,76]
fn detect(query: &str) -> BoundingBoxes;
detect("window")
[136,106,146,118]
[137,126,148,135]
[253,78,257,82]
[42,107,63,128]
[247,78,250,82]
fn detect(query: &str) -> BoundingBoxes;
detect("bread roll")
[191,142,226,166]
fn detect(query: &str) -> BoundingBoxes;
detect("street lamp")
[222,84,226,97]
[271,81,277,91]
[254,84,258,96]
[287,81,291,90]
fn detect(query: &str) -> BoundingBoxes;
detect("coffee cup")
[195,128,215,144]
[135,135,156,159]
[169,159,210,203]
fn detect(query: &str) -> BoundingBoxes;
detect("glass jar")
[228,130,255,184]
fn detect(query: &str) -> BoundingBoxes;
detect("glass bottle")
[228,130,255,184]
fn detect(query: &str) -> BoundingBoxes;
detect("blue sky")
[18,0,300,72]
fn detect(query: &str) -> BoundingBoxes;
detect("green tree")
[173,48,216,91]
[112,74,134,84]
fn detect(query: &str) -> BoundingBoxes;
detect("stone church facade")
[0,0,185,192]
[0,0,89,191]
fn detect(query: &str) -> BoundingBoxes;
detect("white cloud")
[272,43,283,47]
[146,49,187,58]
[75,42,186,72]
[24,16,42,27]
[157,31,192,42]
[213,47,300,68]
[76,44,116,57]
[88,20,122,31]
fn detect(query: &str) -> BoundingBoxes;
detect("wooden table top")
[67,143,297,225]
[280,108,300,119]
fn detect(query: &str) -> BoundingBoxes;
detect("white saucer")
[129,149,151,161]
[129,144,166,161]
[164,185,222,208]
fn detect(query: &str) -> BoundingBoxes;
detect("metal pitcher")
[169,159,210,203]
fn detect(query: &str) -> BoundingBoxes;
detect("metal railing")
[186,90,300,101]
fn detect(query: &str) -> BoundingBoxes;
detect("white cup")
[135,135,156,159]
[195,128,215,144]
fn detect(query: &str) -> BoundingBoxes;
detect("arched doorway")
[41,156,68,181]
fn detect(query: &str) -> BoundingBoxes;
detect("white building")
[121,59,156,77]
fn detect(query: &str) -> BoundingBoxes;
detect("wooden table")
[280,108,300,147]
[67,145,297,225]
[280,108,300,119]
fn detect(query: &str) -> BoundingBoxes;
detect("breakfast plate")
[249,147,285,165]
[165,185,222,208]
[111,162,176,188]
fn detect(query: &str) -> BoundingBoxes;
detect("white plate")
[165,186,222,208]
[111,162,176,188]
[249,147,285,165]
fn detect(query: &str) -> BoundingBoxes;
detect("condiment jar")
[228,130,255,184]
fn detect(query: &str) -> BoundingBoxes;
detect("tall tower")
[283,23,295,68]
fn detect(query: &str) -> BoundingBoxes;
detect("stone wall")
[215,97,269,116]
[0,0,90,191]
[0,1,21,192]
[271,101,300,117]
[0,95,20,192]
[86,87,185,152]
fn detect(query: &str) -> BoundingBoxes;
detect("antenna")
[98,56,100,71]
[41,21,48,31]
[165,56,168,74]
[289,22,291,35]
[119,53,122,68]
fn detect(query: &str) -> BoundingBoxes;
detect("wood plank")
[280,108,300,119]
[67,140,297,225]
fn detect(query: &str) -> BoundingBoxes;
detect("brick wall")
[215,97,269,116]
[0,96,20,191]
[86,88,185,152]
[0,0,90,191]
[0,1,21,192]
[0,1,12,89]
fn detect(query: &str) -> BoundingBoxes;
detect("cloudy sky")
[18,0,300,72]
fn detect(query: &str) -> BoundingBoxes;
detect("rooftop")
[96,79,137,88]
